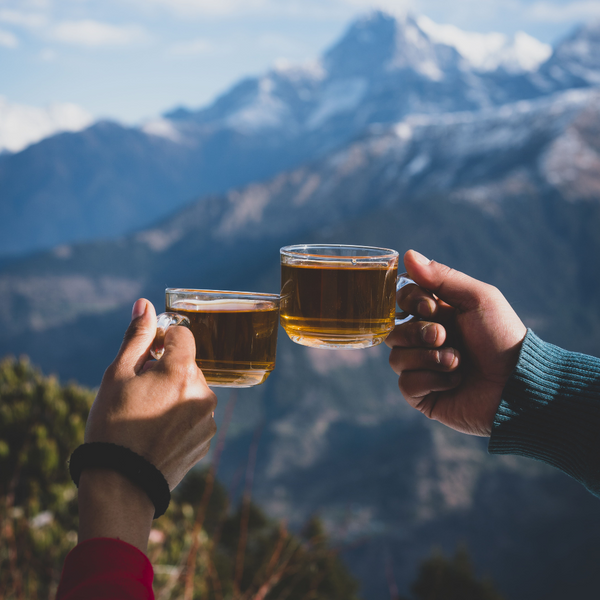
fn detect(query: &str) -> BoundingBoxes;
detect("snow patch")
[418,16,551,73]
[141,117,184,143]
[395,122,413,140]
[406,153,430,175]
[225,76,292,133]
[307,77,368,129]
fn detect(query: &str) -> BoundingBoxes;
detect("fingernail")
[412,250,431,265]
[421,323,438,344]
[131,299,147,321]
[437,348,456,368]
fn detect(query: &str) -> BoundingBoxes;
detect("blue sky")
[1,0,599,125]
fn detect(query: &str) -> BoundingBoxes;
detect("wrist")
[77,468,155,553]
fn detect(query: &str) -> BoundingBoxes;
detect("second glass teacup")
[280,244,400,349]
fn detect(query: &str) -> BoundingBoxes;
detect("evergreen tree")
[0,356,94,598]
[0,356,362,600]
[407,545,506,600]
[150,469,362,600]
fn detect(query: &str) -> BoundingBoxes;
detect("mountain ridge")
[1,83,600,600]
[1,11,599,256]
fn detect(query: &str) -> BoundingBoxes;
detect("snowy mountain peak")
[417,15,551,74]
[553,20,600,67]
[541,19,600,87]
[322,10,400,78]
[159,10,600,142]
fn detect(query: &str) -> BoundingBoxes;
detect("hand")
[386,251,527,437]
[78,298,217,550]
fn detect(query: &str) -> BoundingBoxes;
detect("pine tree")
[0,356,94,598]
[0,356,362,600]
[408,544,506,600]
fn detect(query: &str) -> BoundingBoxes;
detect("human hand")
[85,298,217,488]
[78,298,217,550]
[386,251,527,437]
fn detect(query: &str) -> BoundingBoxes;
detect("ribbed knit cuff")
[489,330,600,498]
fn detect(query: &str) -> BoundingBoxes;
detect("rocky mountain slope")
[1,86,600,599]
[0,12,599,256]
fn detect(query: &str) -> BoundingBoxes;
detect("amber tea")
[280,245,399,349]
[153,290,280,388]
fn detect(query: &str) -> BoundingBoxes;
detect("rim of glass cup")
[165,289,280,303]
[280,244,399,263]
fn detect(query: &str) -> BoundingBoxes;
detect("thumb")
[113,298,158,375]
[404,250,490,312]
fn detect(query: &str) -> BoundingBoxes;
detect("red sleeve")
[56,538,155,600]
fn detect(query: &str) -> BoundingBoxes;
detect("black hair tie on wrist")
[69,442,171,519]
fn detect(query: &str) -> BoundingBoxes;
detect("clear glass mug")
[151,288,280,388]
[280,244,413,349]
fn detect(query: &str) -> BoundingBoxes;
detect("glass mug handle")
[395,272,416,325]
[150,312,191,360]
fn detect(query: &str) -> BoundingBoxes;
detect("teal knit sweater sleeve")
[488,329,600,498]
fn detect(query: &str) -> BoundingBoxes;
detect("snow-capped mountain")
[163,11,587,140]
[539,20,600,88]
[1,10,599,256]
[1,86,600,600]
[2,12,600,600]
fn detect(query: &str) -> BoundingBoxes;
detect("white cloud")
[0,28,18,48]
[335,0,411,16]
[139,0,269,17]
[131,0,408,19]
[168,37,213,56]
[527,1,600,23]
[0,9,47,29]
[257,32,306,54]
[0,96,94,153]
[51,20,148,47]
[39,47,57,61]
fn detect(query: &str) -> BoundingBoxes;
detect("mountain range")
[2,9,600,600]
[0,11,599,256]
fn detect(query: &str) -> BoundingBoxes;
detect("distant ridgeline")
[0,12,598,255]
[1,10,600,600]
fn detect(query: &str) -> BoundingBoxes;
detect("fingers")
[389,343,462,407]
[399,371,462,407]
[112,299,158,377]
[160,325,197,370]
[385,320,447,349]
[389,346,460,375]
[158,326,211,395]
[402,250,492,313]
[396,282,455,322]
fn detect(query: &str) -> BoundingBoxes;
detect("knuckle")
[397,371,413,396]
[102,360,128,383]
[388,348,402,373]
[102,361,119,382]
[167,360,199,382]
[198,440,212,461]
[193,390,218,421]
[207,392,218,413]
[416,395,438,420]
